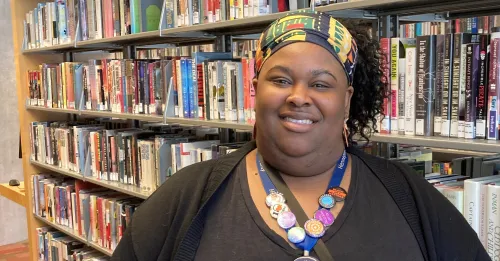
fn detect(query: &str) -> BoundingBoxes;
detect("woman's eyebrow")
[268,65,292,75]
[310,69,337,82]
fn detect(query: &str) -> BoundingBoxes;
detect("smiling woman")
[111,10,489,261]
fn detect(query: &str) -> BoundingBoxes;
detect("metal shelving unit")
[34,215,113,257]
[14,0,500,259]
[26,105,255,130]
[31,160,152,199]
[27,104,500,152]
[22,0,478,54]
[370,134,500,154]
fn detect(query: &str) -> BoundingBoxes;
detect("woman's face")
[254,42,353,159]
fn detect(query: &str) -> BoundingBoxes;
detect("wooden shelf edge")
[0,182,26,207]
[34,215,113,257]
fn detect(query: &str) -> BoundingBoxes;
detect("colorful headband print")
[255,10,358,86]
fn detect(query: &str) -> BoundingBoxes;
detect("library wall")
[0,0,27,246]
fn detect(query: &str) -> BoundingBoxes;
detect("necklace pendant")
[270,202,289,219]
[314,208,335,227]
[266,192,286,207]
[294,256,320,261]
[287,227,306,243]
[304,219,326,238]
[327,186,347,202]
[318,194,336,209]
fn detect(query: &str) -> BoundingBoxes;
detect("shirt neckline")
[237,153,360,257]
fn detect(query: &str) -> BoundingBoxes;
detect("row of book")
[30,120,250,192]
[425,170,500,260]
[369,144,500,258]
[28,51,257,123]
[378,29,500,140]
[399,16,500,39]
[37,226,109,261]
[33,175,140,255]
[23,0,322,49]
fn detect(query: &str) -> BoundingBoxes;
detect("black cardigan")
[110,141,490,261]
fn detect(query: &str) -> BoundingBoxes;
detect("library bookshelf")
[10,0,500,260]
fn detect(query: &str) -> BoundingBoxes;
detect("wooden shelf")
[34,215,113,257]
[0,182,26,207]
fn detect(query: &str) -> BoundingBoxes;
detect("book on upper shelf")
[27,41,258,125]
[22,0,339,50]
[377,15,500,141]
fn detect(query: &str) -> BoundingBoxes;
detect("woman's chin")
[275,141,315,158]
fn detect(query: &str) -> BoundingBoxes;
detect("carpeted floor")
[0,241,30,261]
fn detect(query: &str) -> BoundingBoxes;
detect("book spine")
[434,34,445,136]
[476,35,489,138]
[380,38,391,134]
[488,34,500,140]
[390,38,399,134]
[416,35,436,136]
[465,44,474,138]
[466,43,480,139]
[486,184,500,259]
[95,0,103,39]
[404,44,416,135]
[451,33,462,137]
[398,58,406,134]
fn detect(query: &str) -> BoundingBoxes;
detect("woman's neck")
[279,164,337,192]
[255,138,346,178]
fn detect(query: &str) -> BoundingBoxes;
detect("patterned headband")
[255,10,358,86]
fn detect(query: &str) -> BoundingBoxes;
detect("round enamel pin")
[287,227,306,243]
[277,211,296,229]
[314,208,335,227]
[270,202,289,219]
[327,186,347,202]
[318,194,336,209]
[266,192,285,207]
[304,219,325,238]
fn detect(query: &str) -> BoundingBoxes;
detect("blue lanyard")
[255,150,348,252]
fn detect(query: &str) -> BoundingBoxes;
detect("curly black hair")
[336,18,390,145]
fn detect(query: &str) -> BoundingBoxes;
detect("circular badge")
[318,194,336,209]
[314,208,335,227]
[304,219,325,238]
[327,186,347,202]
[294,256,320,261]
[277,211,296,229]
[287,227,306,244]
[270,202,289,219]
[266,192,285,207]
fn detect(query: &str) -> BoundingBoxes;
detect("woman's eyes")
[272,79,292,86]
[271,78,332,89]
[312,83,330,89]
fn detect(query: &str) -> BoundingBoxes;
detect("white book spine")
[176,60,183,118]
[486,184,500,259]
[405,47,416,135]
[120,0,126,35]
[464,180,483,234]
[95,0,103,39]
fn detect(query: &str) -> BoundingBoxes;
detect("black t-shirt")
[194,153,425,261]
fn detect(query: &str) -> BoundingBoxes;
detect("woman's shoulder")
[123,142,256,260]
[349,146,488,261]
